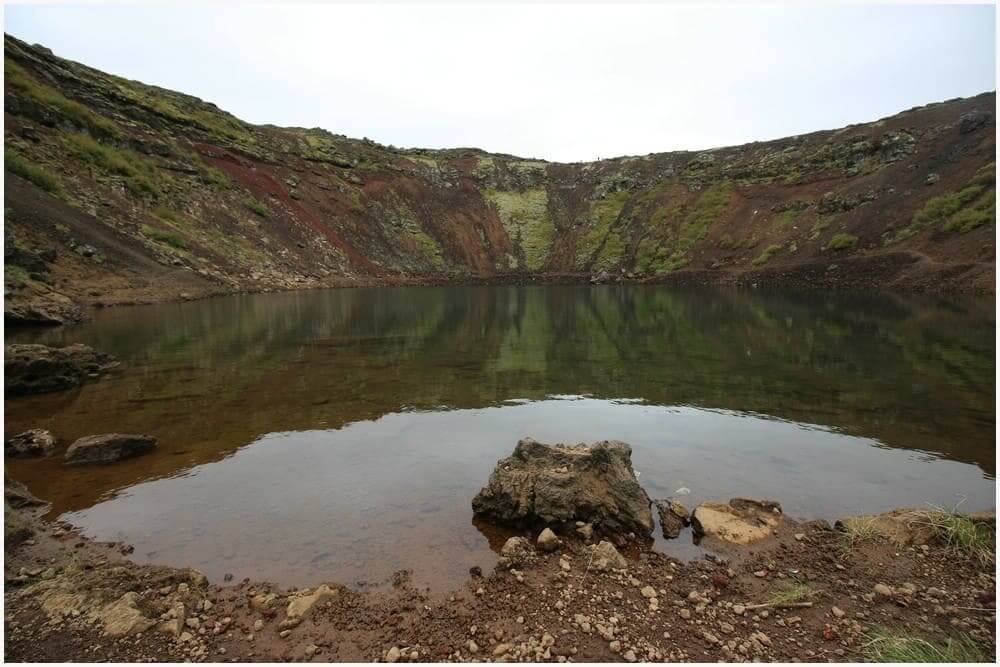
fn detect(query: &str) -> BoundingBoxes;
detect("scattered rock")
[499,536,535,568]
[5,343,118,397]
[589,540,628,572]
[64,434,157,465]
[472,438,653,539]
[537,527,560,552]
[286,584,339,619]
[5,429,57,457]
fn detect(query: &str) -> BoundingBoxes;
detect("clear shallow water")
[5,285,995,589]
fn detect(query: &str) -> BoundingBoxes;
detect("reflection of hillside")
[6,285,995,514]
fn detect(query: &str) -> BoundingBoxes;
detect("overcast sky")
[4,2,996,162]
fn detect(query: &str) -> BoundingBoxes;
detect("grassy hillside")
[3,34,995,323]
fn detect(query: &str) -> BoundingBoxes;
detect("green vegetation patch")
[918,507,995,567]
[5,151,61,194]
[409,229,446,272]
[141,224,186,250]
[243,196,270,219]
[825,233,858,251]
[887,163,995,243]
[752,243,783,266]
[64,133,162,197]
[636,181,733,274]
[576,190,631,269]
[863,627,987,663]
[485,187,553,271]
[5,59,119,137]
[767,580,811,605]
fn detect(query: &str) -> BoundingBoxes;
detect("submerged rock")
[834,508,993,547]
[692,498,783,545]
[5,343,117,397]
[6,429,57,457]
[64,433,157,465]
[472,438,653,539]
[654,499,691,539]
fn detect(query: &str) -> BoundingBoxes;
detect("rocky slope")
[4,34,995,323]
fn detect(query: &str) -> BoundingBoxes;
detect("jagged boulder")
[472,438,653,539]
[64,434,157,465]
[5,343,117,396]
[692,498,783,545]
[6,429,57,457]
[654,499,690,539]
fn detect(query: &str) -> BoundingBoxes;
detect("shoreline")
[4,484,995,662]
[7,254,994,329]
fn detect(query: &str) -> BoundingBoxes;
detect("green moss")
[64,133,162,197]
[942,190,994,233]
[637,180,733,271]
[5,59,119,137]
[887,164,995,243]
[409,229,445,271]
[808,217,831,240]
[777,208,802,228]
[243,196,270,219]
[5,151,61,194]
[141,224,186,249]
[752,243,782,266]
[485,188,553,271]
[635,238,688,274]
[5,263,31,286]
[576,190,631,268]
[825,233,858,251]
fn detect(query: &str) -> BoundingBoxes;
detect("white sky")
[4,2,996,163]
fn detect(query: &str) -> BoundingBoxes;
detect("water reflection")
[4,285,995,588]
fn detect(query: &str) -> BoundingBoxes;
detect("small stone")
[623,649,637,662]
[794,533,805,541]
[537,527,560,552]
[493,643,512,656]
[609,640,621,653]
[279,630,291,639]
[733,604,745,615]
[385,646,401,662]
[874,583,893,597]
[305,644,319,657]
[832,606,845,618]
[467,640,479,654]
[253,619,264,632]
[679,609,691,620]
[641,586,657,599]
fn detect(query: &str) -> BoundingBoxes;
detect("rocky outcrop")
[472,438,653,540]
[654,499,691,539]
[692,498,783,545]
[5,343,117,396]
[5,429,57,457]
[64,433,157,465]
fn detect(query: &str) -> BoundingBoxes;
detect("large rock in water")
[5,343,117,396]
[6,429,57,457]
[471,438,653,539]
[64,434,157,465]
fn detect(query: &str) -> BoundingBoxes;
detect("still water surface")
[5,285,995,589]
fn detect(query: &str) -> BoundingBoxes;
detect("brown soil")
[4,497,995,662]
